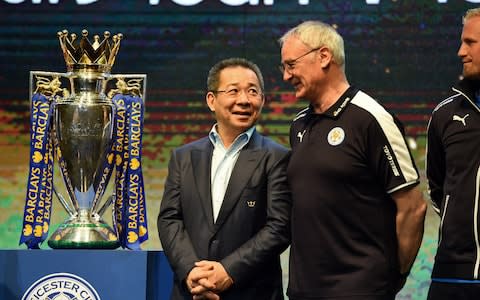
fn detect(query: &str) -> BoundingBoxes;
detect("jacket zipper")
[438,195,450,247]
[449,87,480,278]
[474,166,480,279]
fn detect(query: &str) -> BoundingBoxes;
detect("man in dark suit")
[158,57,291,300]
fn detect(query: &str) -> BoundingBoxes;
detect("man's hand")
[190,260,234,294]
[186,264,216,295]
[192,291,220,300]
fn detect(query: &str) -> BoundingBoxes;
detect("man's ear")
[206,92,215,112]
[318,47,333,68]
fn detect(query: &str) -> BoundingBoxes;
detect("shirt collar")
[208,124,255,148]
[306,86,359,119]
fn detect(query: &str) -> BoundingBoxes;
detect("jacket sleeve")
[426,114,446,215]
[157,149,199,282]
[220,148,292,285]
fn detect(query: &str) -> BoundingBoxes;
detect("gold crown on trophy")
[57,29,123,72]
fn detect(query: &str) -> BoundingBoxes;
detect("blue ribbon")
[20,91,148,250]
[112,95,128,247]
[19,93,54,249]
[112,94,148,249]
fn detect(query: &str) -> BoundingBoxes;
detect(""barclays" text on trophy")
[20,29,148,250]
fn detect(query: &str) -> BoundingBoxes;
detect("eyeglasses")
[211,87,263,99]
[279,47,321,74]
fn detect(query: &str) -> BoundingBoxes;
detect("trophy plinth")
[48,210,119,249]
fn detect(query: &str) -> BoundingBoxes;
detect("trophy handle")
[30,71,71,99]
[96,194,114,217]
[107,74,147,103]
[53,187,76,217]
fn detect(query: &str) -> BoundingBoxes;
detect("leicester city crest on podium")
[19,29,148,250]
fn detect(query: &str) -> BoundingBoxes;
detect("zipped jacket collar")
[455,78,480,101]
[453,79,480,113]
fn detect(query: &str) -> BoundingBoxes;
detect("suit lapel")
[214,133,266,230]
[191,141,215,231]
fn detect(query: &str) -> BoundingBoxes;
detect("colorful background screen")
[0,1,477,299]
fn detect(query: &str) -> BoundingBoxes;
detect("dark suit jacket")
[158,131,291,300]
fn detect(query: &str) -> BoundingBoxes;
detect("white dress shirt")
[208,125,254,222]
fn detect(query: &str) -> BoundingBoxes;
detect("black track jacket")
[427,78,480,279]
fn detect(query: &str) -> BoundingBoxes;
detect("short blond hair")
[279,20,345,69]
[464,8,480,23]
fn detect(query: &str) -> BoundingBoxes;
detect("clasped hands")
[186,260,234,300]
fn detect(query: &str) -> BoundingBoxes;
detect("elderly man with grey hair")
[279,20,427,300]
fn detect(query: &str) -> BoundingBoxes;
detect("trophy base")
[48,217,120,249]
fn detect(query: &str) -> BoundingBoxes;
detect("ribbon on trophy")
[20,92,55,249]
[20,30,149,250]
[20,75,148,250]
[111,91,148,250]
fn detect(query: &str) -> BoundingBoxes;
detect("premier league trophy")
[20,29,148,250]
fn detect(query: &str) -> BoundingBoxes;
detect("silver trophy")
[28,29,146,249]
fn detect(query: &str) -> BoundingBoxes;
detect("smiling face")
[206,66,264,143]
[280,35,324,101]
[458,15,480,79]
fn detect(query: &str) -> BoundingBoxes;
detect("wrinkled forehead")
[218,66,261,87]
[281,36,311,58]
